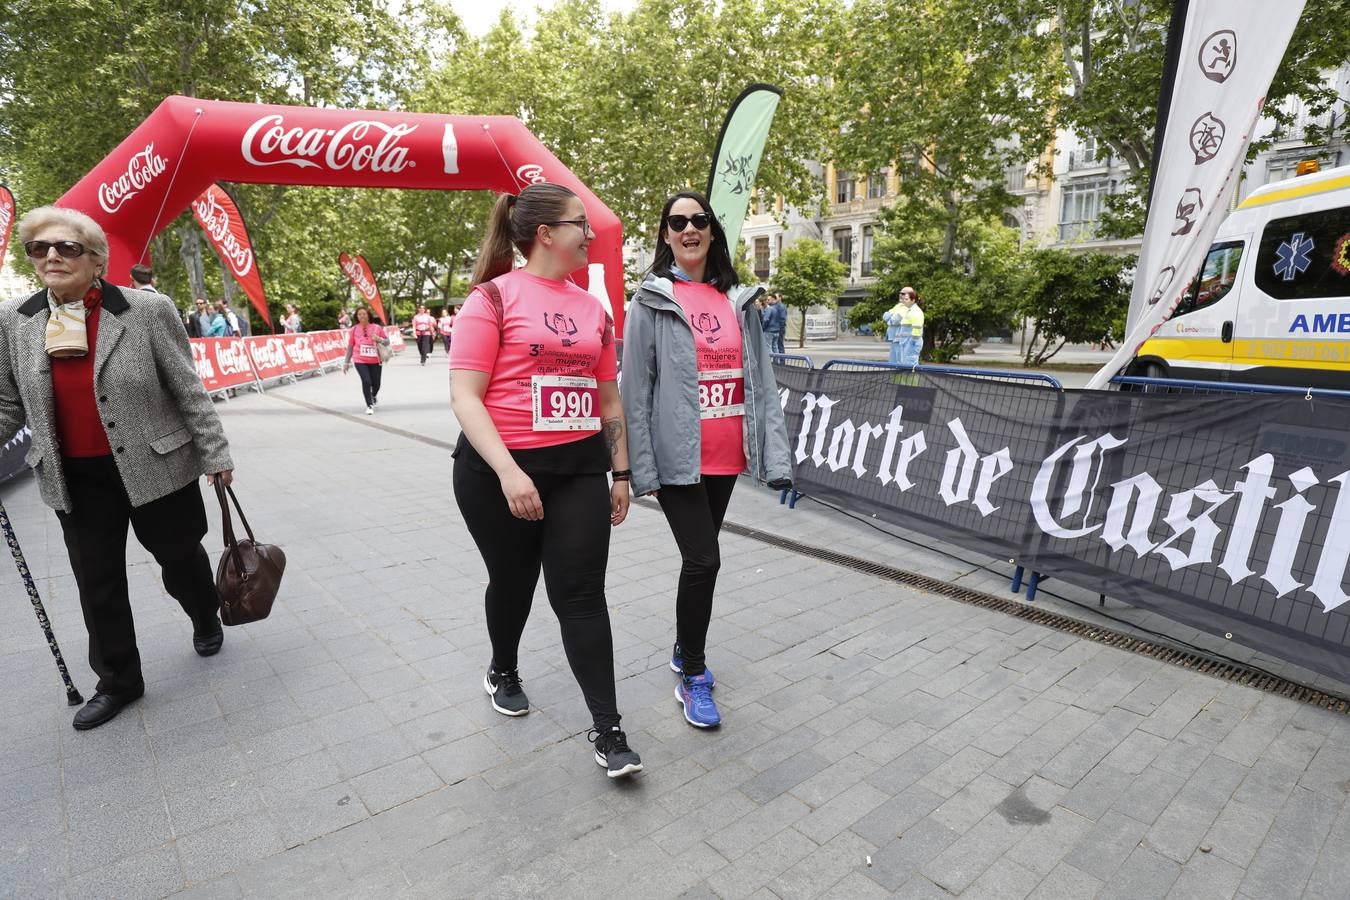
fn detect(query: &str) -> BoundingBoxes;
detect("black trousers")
[656,475,738,677]
[56,456,219,696]
[417,334,433,362]
[452,461,620,729]
[354,362,382,406]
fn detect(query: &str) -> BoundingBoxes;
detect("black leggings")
[354,362,382,406]
[656,475,738,676]
[453,461,619,729]
[417,334,433,361]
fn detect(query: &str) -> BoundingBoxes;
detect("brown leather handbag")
[214,482,285,625]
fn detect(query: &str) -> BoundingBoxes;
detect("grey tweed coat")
[0,280,233,513]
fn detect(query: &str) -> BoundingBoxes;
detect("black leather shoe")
[193,618,224,657]
[72,688,143,731]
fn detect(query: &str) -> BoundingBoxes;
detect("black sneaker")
[483,666,529,716]
[589,726,643,778]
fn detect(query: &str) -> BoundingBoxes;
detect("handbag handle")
[214,481,255,579]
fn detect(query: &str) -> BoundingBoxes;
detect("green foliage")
[835,0,1060,264]
[1014,250,1134,365]
[769,239,846,348]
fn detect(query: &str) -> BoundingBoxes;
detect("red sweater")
[50,285,113,458]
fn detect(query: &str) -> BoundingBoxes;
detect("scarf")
[45,283,102,359]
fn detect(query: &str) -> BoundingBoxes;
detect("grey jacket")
[0,281,234,513]
[621,275,792,496]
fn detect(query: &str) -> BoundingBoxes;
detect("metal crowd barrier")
[770,353,815,369]
[1110,375,1350,400]
[819,358,1064,390]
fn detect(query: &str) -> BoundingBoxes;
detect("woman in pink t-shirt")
[449,183,642,778]
[342,306,389,415]
[621,191,793,731]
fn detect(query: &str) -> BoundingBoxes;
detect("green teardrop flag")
[706,84,783,255]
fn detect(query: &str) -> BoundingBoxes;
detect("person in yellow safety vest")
[883,286,924,367]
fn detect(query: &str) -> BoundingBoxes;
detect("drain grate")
[710,516,1350,715]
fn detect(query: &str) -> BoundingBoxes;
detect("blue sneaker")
[676,672,721,728]
[669,642,714,686]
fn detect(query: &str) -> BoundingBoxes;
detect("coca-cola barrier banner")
[385,327,406,351]
[338,252,386,325]
[54,96,625,335]
[191,184,272,330]
[191,338,259,392]
[308,330,348,365]
[774,366,1350,682]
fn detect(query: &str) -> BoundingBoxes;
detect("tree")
[851,207,1020,362]
[1054,0,1350,238]
[769,240,846,348]
[1015,249,1133,365]
[835,0,1061,266]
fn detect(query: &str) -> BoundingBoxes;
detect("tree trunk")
[799,308,807,348]
[941,193,959,267]
[218,255,238,304]
[177,220,206,301]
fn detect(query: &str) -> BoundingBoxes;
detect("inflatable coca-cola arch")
[56,96,625,332]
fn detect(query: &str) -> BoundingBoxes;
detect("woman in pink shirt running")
[449,183,642,778]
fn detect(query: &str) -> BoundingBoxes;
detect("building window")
[1004,163,1026,192]
[861,226,875,276]
[833,228,853,266]
[867,170,887,199]
[1059,179,1113,242]
[775,234,782,257]
[754,237,770,280]
[835,170,855,204]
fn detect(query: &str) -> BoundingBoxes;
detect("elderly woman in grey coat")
[0,206,235,731]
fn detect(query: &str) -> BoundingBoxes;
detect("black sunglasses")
[666,213,712,232]
[24,240,87,259]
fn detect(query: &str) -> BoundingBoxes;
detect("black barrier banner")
[776,366,1350,683]
[0,427,31,484]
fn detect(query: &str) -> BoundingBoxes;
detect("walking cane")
[0,498,84,706]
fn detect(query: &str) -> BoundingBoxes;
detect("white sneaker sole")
[482,673,528,717]
[675,686,720,728]
[594,751,644,778]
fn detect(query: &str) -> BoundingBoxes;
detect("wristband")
[610,469,632,478]
[612,474,631,482]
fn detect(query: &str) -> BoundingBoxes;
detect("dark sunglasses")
[24,240,87,259]
[666,213,712,232]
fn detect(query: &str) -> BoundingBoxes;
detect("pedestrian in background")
[342,305,389,415]
[760,292,787,355]
[1,206,234,731]
[438,306,455,354]
[413,304,436,365]
[283,303,301,334]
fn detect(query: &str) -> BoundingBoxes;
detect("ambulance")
[1132,161,1350,387]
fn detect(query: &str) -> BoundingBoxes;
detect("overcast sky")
[451,0,639,36]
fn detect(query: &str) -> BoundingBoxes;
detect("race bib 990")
[698,368,745,420]
[532,375,600,431]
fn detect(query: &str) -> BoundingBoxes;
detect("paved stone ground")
[2,350,1349,899]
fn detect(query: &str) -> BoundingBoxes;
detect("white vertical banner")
[1087,2,1306,389]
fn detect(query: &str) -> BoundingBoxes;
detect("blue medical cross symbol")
[1274,232,1315,282]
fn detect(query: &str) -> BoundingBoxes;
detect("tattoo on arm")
[602,417,624,457]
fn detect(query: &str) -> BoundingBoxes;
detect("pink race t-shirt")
[348,322,384,364]
[672,280,746,475]
[451,269,617,449]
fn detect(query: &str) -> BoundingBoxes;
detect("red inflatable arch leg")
[56,96,626,333]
